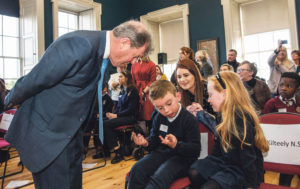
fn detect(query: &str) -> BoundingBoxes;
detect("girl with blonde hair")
[188,71,269,189]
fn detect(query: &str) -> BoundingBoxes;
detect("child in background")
[263,72,300,186]
[129,80,200,189]
[263,72,300,114]
[188,72,269,189]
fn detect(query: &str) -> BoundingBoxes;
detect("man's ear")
[176,92,181,102]
[119,38,131,49]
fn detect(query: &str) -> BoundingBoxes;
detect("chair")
[258,112,300,189]
[125,122,215,189]
[169,122,215,189]
[0,109,24,189]
[114,124,136,160]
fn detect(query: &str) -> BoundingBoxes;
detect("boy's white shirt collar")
[279,95,296,106]
[103,31,110,59]
[167,103,182,122]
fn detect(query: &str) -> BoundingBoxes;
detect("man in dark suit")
[3,20,152,189]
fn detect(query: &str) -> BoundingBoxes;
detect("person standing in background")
[267,41,295,96]
[131,56,156,130]
[225,49,240,72]
[195,50,213,79]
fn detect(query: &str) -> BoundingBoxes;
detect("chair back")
[198,122,215,159]
[259,112,300,175]
[0,109,16,133]
[169,122,216,189]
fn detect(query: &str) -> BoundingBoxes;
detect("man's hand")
[106,112,117,119]
[132,132,148,147]
[159,134,178,149]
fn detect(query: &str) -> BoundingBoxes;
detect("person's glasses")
[237,68,249,72]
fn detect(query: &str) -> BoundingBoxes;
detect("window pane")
[244,34,259,53]
[58,12,68,27]
[274,29,290,48]
[0,37,2,56]
[3,16,19,37]
[0,58,3,78]
[4,58,20,78]
[3,36,19,57]
[258,51,272,70]
[68,14,77,30]
[258,32,273,51]
[0,15,2,35]
[5,79,17,90]
[58,28,68,37]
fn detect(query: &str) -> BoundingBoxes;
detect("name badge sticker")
[278,108,287,112]
[159,124,168,133]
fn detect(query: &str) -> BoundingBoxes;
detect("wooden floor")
[1,148,300,189]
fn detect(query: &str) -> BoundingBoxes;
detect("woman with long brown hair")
[175,58,214,115]
[188,71,269,189]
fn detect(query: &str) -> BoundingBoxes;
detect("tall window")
[243,29,291,80]
[0,14,20,89]
[58,11,78,37]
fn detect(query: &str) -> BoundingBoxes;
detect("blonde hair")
[149,80,176,101]
[275,46,290,68]
[220,63,234,72]
[208,72,269,153]
[195,50,208,62]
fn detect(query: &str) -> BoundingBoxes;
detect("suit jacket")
[4,30,107,173]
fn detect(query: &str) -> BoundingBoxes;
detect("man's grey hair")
[240,60,257,77]
[113,20,153,56]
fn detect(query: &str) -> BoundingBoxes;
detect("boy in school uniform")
[263,72,300,186]
[128,80,200,189]
[263,72,300,114]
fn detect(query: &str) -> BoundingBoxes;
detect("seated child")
[188,72,269,189]
[264,72,300,114]
[263,72,300,186]
[128,80,200,189]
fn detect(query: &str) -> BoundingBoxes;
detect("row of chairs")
[125,112,300,189]
[0,109,24,189]
[1,112,300,188]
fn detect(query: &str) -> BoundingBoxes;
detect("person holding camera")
[267,40,296,96]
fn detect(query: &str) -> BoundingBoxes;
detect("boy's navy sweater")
[146,107,200,159]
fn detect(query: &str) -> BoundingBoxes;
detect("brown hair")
[208,72,269,153]
[120,70,135,89]
[156,65,163,76]
[149,80,176,101]
[175,59,204,108]
[180,47,195,60]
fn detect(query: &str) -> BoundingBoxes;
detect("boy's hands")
[159,134,177,149]
[132,132,148,147]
